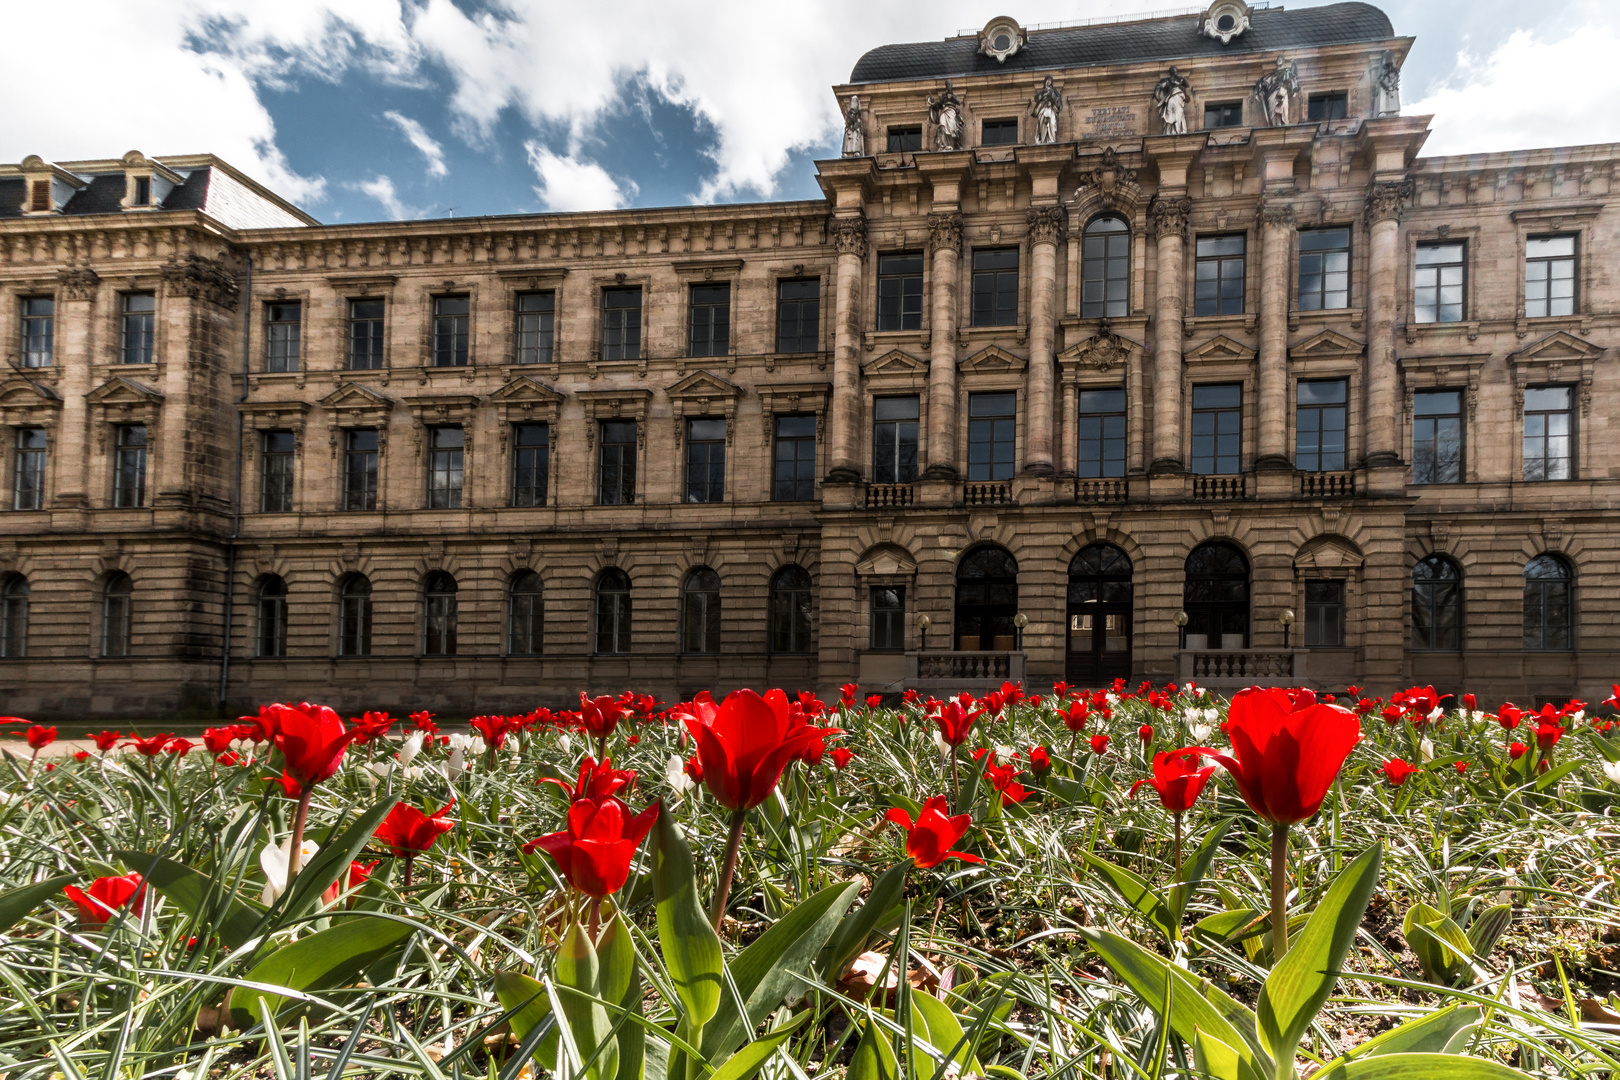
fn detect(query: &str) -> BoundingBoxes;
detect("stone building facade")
[2,1,1617,719]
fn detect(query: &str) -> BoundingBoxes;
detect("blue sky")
[7,1,1620,224]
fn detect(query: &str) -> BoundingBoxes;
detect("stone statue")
[1152,66,1192,135]
[1372,50,1401,117]
[1028,74,1062,144]
[841,95,865,157]
[1253,55,1300,127]
[928,80,965,151]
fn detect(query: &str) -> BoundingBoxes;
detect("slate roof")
[848,2,1396,84]
[0,167,215,218]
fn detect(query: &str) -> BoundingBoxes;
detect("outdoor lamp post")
[1013,612,1029,651]
[1174,609,1189,649]
[1279,608,1296,649]
[916,612,931,651]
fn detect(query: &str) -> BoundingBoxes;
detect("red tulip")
[541,756,636,803]
[216,751,243,767]
[1381,758,1419,787]
[165,738,194,757]
[578,694,626,741]
[1462,693,1478,712]
[1605,685,1620,710]
[830,747,855,770]
[1497,704,1523,730]
[201,727,236,755]
[323,859,379,905]
[1059,699,1089,732]
[1508,741,1528,760]
[92,730,121,752]
[524,796,659,898]
[63,873,145,927]
[273,772,302,798]
[884,796,983,869]
[840,683,859,708]
[1454,761,1469,775]
[1130,749,1216,814]
[1028,746,1051,774]
[72,750,91,761]
[1138,723,1154,744]
[373,800,456,856]
[984,762,1029,805]
[1535,721,1564,753]
[679,688,829,811]
[26,725,55,750]
[125,733,173,756]
[1089,734,1110,755]
[268,703,358,788]
[350,711,396,745]
[932,700,983,747]
[1191,686,1361,826]
[682,754,703,784]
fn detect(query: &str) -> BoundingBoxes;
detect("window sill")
[1289,306,1364,332]
[960,323,1027,346]
[1185,312,1255,335]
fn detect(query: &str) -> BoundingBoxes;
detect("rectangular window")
[1295,379,1348,472]
[1306,92,1348,121]
[1194,235,1246,316]
[1412,390,1463,484]
[29,181,49,213]
[510,422,549,507]
[260,430,295,513]
[1525,235,1576,318]
[876,252,924,332]
[688,283,731,357]
[870,585,905,651]
[265,302,301,373]
[342,429,379,510]
[967,392,1017,482]
[515,291,555,365]
[113,424,147,507]
[432,295,470,367]
[598,420,636,505]
[1204,101,1243,128]
[872,395,919,484]
[1523,386,1573,481]
[601,287,642,361]
[1414,242,1465,323]
[886,126,922,152]
[776,278,820,353]
[1298,228,1350,311]
[13,428,46,511]
[427,426,465,508]
[981,118,1019,146]
[772,414,817,501]
[1304,580,1345,647]
[685,418,727,503]
[1191,383,1242,474]
[133,176,152,206]
[349,299,385,369]
[20,297,53,368]
[970,248,1019,327]
[1078,387,1127,478]
[120,293,155,364]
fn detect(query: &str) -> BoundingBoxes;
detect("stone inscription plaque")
[1082,105,1138,140]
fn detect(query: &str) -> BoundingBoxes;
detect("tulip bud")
[1419,737,1435,761]
[1602,760,1620,785]
[397,731,425,766]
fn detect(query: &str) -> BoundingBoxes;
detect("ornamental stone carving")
[57,266,100,302]
[927,212,964,255]
[1372,49,1401,118]
[841,95,865,157]
[1029,75,1063,145]
[1253,55,1300,127]
[1075,321,1130,372]
[1257,199,1296,228]
[1152,67,1192,135]
[829,216,868,259]
[927,81,965,151]
[1074,146,1142,212]
[1026,206,1068,246]
[1363,179,1413,224]
[160,255,240,310]
[1149,194,1193,239]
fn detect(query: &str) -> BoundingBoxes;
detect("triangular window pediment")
[863,349,927,376]
[1295,535,1364,571]
[1186,335,1255,362]
[855,544,918,577]
[959,345,1027,374]
[490,376,565,405]
[87,376,164,406]
[1289,329,1364,358]
[666,369,741,401]
[1509,331,1602,364]
[319,382,393,410]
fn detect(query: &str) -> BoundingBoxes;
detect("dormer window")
[977,17,1025,62]
[29,182,49,213]
[18,155,85,215]
[119,152,180,211]
[1200,0,1253,43]
[133,177,151,206]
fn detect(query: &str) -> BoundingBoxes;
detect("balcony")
[1176,648,1309,688]
[864,482,915,508]
[1192,474,1249,500]
[963,481,1013,506]
[1297,470,1355,498]
[1074,477,1128,504]
[902,650,1027,693]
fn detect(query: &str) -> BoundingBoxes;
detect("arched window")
[955,546,1019,651]
[423,572,457,656]
[595,569,631,655]
[770,565,813,654]
[1523,554,1572,651]
[1411,555,1462,651]
[1183,542,1249,649]
[101,572,132,657]
[338,574,372,657]
[508,571,543,656]
[256,575,287,658]
[682,568,721,654]
[1081,216,1130,318]
[1067,544,1132,684]
[0,574,29,658]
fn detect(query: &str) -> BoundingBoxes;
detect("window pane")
[515,291,555,365]
[876,253,924,331]
[511,422,550,506]
[602,287,643,361]
[776,278,820,352]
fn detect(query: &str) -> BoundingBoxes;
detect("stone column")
[827,216,867,482]
[1149,195,1191,472]
[1024,206,1065,476]
[1059,379,1078,477]
[52,267,100,510]
[1364,181,1409,466]
[1256,199,1295,470]
[924,212,962,480]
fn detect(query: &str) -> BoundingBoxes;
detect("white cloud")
[1410,23,1620,155]
[526,144,634,212]
[354,175,416,220]
[383,110,448,177]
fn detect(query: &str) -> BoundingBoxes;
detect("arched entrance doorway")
[1067,543,1132,685]
[1184,541,1250,649]
[955,546,1018,651]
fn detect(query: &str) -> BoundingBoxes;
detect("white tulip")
[993,744,1013,765]
[445,747,467,781]
[931,728,951,757]
[260,837,321,904]
[1427,707,1445,725]
[1570,710,1586,725]
[397,731,425,766]
[1602,760,1620,785]
[558,733,573,754]
[666,754,696,796]
[1190,721,1214,743]
[1420,737,1435,761]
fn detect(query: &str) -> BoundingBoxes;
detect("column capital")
[1363,179,1414,225]
[1026,205,1067,246]
[56,266,100,302]
[1256,197,1296,228]
[927,212,964,255]
[159,255,240,311]
[829,215,868,260]
[1149,194,1192,239]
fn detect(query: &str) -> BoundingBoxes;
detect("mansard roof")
[848,2,1396,84]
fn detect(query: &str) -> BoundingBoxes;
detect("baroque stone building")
[2,1,1616,719]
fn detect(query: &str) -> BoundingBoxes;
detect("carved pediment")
[0,379,61,408]
[1059,324,1140,373]
[959,345,1027,374]
[491,376,565,405]
[576,387,654,420]
[667,369,742,402]
[87,377,165,407]
[404,394,480,425]
[855,543,918,577]
[1508,331,1602,365]
[239,399,311,431]
[1186,334,1256,363]
[862,348,927,377]
[1295,534,1365,572]
[1288,328,1365,359]
[319,382,394,411]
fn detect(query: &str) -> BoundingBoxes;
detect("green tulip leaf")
[818,860,909,981]
[493,970,561,1073]
[1168,816,1234,924]
[226,914,416,1028]
[111,851,265,951]
[1081,852,1175,941]
[847,1014,900,1080]
[1312,1051,1535,1079]
[1345,1005,1481,1060]
[909,984,985,1076]
[707,1010,811,1080]
[1465,904,1512,960]
[1258,844,1383,1078]
[650,803,723,1028]
[0,874,77,936]
[272,795,400,931]
[556,920,617,1080]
